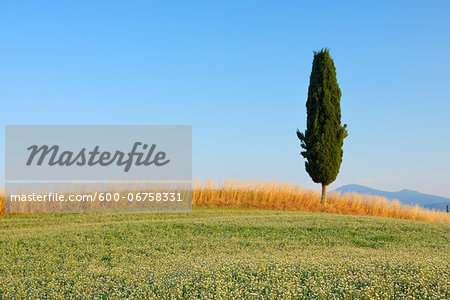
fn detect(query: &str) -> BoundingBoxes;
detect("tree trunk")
[321,184,327,205]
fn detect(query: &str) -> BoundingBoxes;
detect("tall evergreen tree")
[297,49,348,205]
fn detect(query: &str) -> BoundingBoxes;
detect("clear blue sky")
[1,1,449,197]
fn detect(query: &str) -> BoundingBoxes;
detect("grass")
[0,209,449,298]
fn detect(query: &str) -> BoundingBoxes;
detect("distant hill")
[334,184,450,212]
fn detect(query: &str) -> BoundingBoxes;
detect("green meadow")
[0,210,448,299]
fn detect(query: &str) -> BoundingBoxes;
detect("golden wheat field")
[192,180,449,223]
[1,180,448,223]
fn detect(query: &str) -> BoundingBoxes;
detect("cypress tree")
[297,48,348,205]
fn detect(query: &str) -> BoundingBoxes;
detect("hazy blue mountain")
[334,184,450,212]
[424,202,449,211]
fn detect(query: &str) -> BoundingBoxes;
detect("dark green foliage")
[297,49,347,186]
